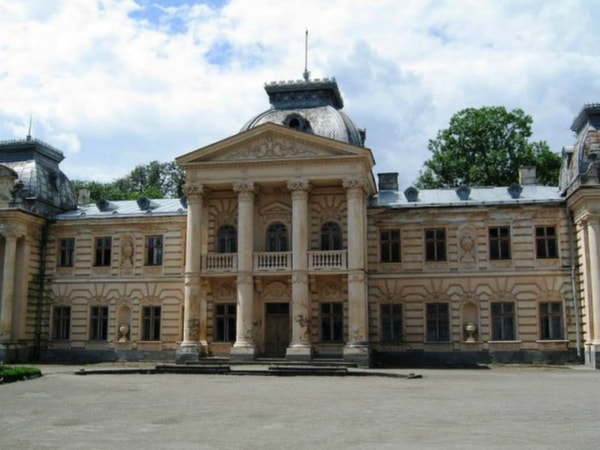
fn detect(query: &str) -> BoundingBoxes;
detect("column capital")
[183,183,208,199]
[233,181,258,202]
[287,178,311,192]
[343,176,367,195]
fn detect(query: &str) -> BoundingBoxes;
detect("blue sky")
[1,0,599,189]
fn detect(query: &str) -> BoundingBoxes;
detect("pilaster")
[0,231,18,342]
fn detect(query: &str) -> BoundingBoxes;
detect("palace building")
[1,77,600,368]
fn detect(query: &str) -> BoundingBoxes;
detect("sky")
[1,0,600,190]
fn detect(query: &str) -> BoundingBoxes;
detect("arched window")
[266,222,288,252]
[217,224,237,253]
[320,221,342,250]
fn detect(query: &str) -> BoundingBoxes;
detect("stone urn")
[118,323,130,342]
[464,322,477,343]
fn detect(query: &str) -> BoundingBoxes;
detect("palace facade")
[1,78,599,368]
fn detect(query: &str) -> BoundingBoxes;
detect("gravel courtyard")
[1,364,598,449]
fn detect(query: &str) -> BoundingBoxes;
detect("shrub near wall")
[0,365,42,384]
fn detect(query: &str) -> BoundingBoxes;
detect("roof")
[55,198,187,220]
[370,185,564,209]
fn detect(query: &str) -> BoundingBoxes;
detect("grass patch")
[0,365,42,384]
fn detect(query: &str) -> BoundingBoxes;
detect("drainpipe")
[566,205,581,359]
[33,221,49,361]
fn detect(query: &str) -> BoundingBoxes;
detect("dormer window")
[283,113,308,132]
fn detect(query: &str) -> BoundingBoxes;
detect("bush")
[0,365,42,384]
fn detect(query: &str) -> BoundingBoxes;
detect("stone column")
[342,177,370,367]
[176,184,206,363]
[286,179,312,360]
[0,232,18,341]
[585,217,600,368]
[231,182,257,361]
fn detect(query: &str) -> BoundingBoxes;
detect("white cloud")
[0,0,598,187]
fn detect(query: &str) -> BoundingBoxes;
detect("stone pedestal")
[175,342,202,364]
[230,344,257,361]
[585,343,600,369]
[343,344,371,368]
[286,344,313,361]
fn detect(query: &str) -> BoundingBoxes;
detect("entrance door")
[264,303,290,357]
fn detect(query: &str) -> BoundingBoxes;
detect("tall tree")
[71,160,185,202]
[415,106,561,188]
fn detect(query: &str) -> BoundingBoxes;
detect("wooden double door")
[264,303,290,358]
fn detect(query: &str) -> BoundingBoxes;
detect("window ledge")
[487,340,522,344]
[535,339,568,343]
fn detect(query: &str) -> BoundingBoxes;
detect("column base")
[286,344,313,361]
[229,343,257,362]
[585,343,600,369]
[0,342,30,364]
[343,343,371,368]
[175,341,204,364]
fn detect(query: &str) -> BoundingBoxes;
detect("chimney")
[518,166,537,185]
[378,172,399,191]
[78,188,90,205]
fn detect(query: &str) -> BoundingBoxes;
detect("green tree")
[415,106,561,188]
[71,160,185,202]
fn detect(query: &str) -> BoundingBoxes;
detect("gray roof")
[55,198,187,220]
[370,185,564,209]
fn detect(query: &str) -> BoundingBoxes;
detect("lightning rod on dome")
[303,29,310,81]
[26,114,32,141]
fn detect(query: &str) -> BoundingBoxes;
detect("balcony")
[201,250,348,274]
[308,250,347,270]
[254,252,292,271]
[202,253,237,272]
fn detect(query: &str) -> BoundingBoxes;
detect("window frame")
[320,302,343,342]
[52,306,71,340]
[320,221,342,251]
[380,229,401,263]
[491,302,516,340]
[426,303,450,342]
[214,303,236,342]
[58,237,75,267]
[216,224,237,254]
[145,235,163,266]
[425,228,446,262]
[142,306,161,341]
[89,306,109,341]
[539,301,564,340]
[535,226,558,259]
[266,222,288,252]
[380,303,403,342]
[489,226,511,260]
[94,236,112,267]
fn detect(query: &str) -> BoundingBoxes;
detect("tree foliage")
[415,106,562,188]
[71,160,185,202]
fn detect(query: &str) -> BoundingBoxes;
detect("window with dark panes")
[540,302,563,340]
[536,226,558,259]
[425,229,446,262]
[94,237,112,266]
[217,225,237,253]
[58,238,75,267]
[145,235,163,266]
[491,302,515,340]
[381,304,403,341]
[90,306,108,340]
[380,229,401,262]
[52,306,71,340]
[321,221,342,251]
[266,222,288,252]
[489,227,511,260]
[142,306,161,341]
[321,303,343,342]
[426,303,449,341]
[215,304,236,342]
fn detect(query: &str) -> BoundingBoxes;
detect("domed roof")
[241,78,365,147]
[0,138,77,216]
[559,103,600,194]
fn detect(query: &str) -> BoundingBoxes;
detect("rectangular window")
[425,229,446,262]
[94,237,112,267]
[426,303,449,341]
[489,227,511,260]
[381,304,403,342]
[215,304,236,342]
[380,229,401,262]
[491,302,515,340]
[90,306,109,341]
[321,302,343,342]
[536,226,558,259]
[52,306,71,340]
[145,235,163,266]
[142,306,161,341]
[58,238,75,267]
[540,302,563,340]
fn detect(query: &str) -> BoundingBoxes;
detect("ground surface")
[0,363,598,449]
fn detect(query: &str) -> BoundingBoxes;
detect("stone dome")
[241,78,365,147]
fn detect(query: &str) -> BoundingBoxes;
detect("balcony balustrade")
[201,250,348,273]
[308,250,347,270]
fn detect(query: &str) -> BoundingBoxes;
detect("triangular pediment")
[177,123,370,166]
